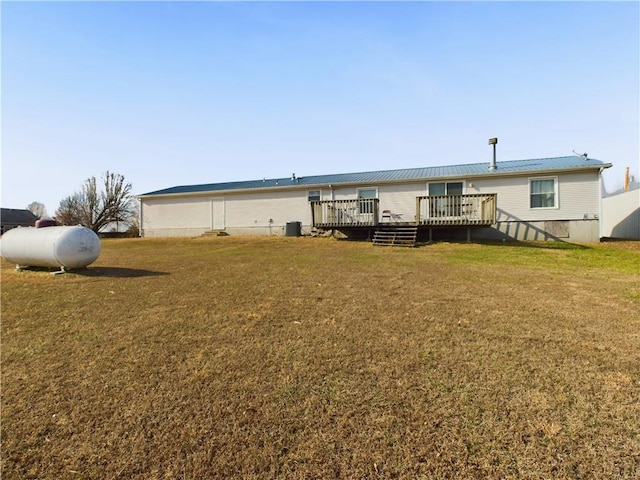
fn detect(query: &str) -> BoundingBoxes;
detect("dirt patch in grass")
[2,237,639,479]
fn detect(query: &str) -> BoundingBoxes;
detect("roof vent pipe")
[624,167,630,192]
[488,137,498,171]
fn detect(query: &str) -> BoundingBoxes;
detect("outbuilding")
[0,208,39,235]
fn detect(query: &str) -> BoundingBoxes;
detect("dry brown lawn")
[1,236,639,479]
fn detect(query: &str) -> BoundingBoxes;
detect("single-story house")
[138,155,611,243]
[0,208,39,235]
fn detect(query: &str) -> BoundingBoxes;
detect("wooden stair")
[372,226,418,247]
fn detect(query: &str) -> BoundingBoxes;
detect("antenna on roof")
[572,150,589,160]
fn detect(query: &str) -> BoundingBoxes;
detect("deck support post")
[467,227,471,243]
[428,228,433,243]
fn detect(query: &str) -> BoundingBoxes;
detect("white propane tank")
[0,226,101,269]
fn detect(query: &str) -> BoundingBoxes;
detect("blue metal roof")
[140,156,610,197]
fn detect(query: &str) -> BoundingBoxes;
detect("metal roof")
[140,156,611,197]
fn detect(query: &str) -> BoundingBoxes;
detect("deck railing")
[416,193,497,226]
[311,194,497,228]
[311,199,380,227]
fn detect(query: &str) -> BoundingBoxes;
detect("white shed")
[601,188,640,240]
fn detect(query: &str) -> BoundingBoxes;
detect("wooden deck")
[416,193,497,226]
[311,199,380,228]
[311,194,497,228]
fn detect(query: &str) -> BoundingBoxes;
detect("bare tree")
[126,201,141,237]
[27,201,47,219]
[55,171,134,232]
[54,193,85,226]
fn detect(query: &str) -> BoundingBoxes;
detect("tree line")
[27,171,137,235]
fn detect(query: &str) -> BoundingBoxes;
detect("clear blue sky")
[2,1,638,216]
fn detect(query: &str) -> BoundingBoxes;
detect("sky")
[2,1,639,216]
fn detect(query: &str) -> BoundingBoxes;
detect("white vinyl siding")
[142,190,313,236]
[377,183,426,223]
[211,197,225,230]
[468,171,599,222]
[143,197,210,230]
[223,190,312,228]
[140,170,603,238]
[331,183,425,223]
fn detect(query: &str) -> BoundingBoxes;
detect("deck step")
[201,230,229,237]
[372,226,418,247]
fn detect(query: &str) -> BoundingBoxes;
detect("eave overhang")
[137,162,612,201]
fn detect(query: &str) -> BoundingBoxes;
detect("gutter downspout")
[139,198,144,238]
[598,167,604,240]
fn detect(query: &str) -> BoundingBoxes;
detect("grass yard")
[1,236,639,479]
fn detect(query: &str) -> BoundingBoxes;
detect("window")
[428,182,463,196]
[357,188,377,214]
[307,190,321,202]
[530,178,557,208]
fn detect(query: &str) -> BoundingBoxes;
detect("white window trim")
[529,176,559,209]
